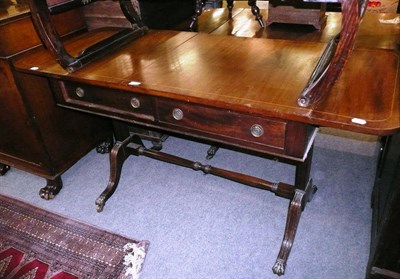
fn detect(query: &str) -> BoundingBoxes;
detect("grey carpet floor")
[0,128,378,279]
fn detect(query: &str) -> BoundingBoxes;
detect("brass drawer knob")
[172,108,184,120]
[75,87,85,98]
[130,97,141,109]
[251,124,264,137]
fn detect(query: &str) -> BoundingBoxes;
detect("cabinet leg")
[96,135,136,212]
[40,176,63,200]
[0,164,10,176]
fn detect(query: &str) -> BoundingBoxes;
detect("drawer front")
[60,81,155,121]
[157,99,287,150]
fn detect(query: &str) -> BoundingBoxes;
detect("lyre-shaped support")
[297,0,367,107]
[29,0,148,72]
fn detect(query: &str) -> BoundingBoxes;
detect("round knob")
[172,108,184,120]
[130,97,141,109]
[251,124,264,137]
[75,87,85,98]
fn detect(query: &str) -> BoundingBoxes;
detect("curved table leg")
[0,164,10,176]
[40,176,63,200]
[96,135,135,212]
[272,190,303,275]
[272,181,317,275]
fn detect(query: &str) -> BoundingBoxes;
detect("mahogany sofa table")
[13,5,400,275]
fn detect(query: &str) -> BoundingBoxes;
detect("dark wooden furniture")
[14,0,400,276]
[367,133,400,278]
[0,0,112,199]
[16,29,321,276]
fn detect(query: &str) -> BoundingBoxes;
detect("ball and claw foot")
[272,259,286,276]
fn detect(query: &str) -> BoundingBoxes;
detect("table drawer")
[59,81,155,121]
[157,99,287,150]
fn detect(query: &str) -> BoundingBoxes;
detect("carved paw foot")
[96,140,113,154]
[0,164,10,176]
[40,177,63,200]
[272,259,286,276]
[96,196,106,212]
[206,145,219,160]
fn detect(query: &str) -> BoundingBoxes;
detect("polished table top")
[14,23,400,136]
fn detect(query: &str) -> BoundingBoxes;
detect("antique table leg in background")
[225,0,265,27]
[190,0,264,30]
[190,0,206,30]
[247,0,265,27]
[226,0,234,14]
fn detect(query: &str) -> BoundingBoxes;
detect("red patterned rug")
[0,194,149,279]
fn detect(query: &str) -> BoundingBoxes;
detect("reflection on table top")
[186,8,400,50]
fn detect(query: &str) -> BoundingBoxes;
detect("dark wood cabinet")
[0,1,112,199]
[368,133,400,278]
